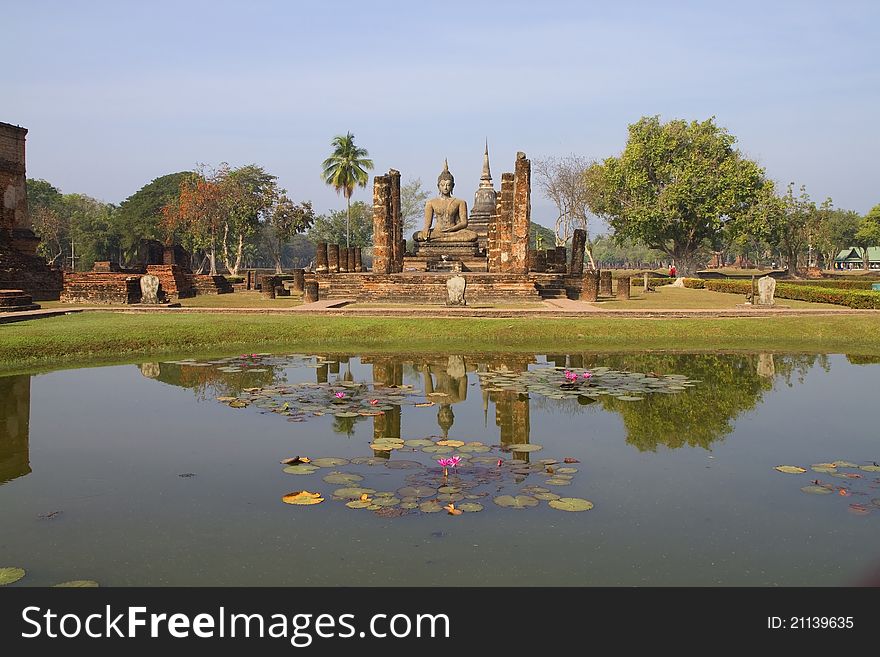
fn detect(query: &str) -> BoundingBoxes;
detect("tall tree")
[854,203,880,270]
[308,201,373,248]
[115,172,191,260]
[400,178,430,233]
[220,165,280,276]
[584,116,765,275]
[265,196,315,272]
[321,132,374,248]
[534,155,597,268]
[164,168,225,275]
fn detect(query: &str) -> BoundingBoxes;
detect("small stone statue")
[140,274,160,304]
[446,275,467,306]
[414,161,478,244]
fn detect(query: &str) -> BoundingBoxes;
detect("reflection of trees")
[0,375,31,484]
[575,353,822,451]
[846,354,880,366]
[146,361,286,401]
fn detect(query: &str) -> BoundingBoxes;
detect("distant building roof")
[835,247,880,262]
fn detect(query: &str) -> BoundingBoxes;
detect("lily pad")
[346,500,372,509]
[371,497,401,507]
[859,464,880,472]
[548,497,594,511]
[493,495,539,509]
[310,457,350,468]
[800,485,834,495]
[458,444,491,453]
[774,465,807,474]
[334,412,360,418]
[457,503,484,512]
[333,487,376,499]
[384,460,425,470]
[423,446,453,454]
[53,580,99,587]
[556,467,579,474]
[0,567,26,585]
[398,486,436,498]
[437,440,465,447]
[438,485,462,494]
[507,444,543,452]
[282,491,324,505]
[404,439,435,447]
[283,464,320,475]
[323,472,364,485]
[544,478,572,486]
[534,492,561,501]
[374,507,410,518]
[437,493,465,502]
[419,500,444,513]
[811,465,837,474]
[349,457,384,466]
[833,461,858,468]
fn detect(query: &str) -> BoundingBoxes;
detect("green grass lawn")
[3,312,880,375]
[38,291,304,309]
[597,285,843,310]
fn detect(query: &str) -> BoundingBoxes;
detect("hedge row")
[774,279,878,290]
[703,280,880,309]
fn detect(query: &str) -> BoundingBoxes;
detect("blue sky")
[4,0,878,230]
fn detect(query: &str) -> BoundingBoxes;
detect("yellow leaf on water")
[282,491,324,505]
[437,440,465,447]
[774,465,807,474]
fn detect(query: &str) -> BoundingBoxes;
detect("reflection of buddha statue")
[413,161,478,244]
[422,356,469,437]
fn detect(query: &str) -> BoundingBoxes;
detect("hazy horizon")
[4,0,878,231]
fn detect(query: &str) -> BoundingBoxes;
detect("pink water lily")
[437,455,462,477]
[582,372,592,379]
[334,392,346,399]
[369,399,379,405]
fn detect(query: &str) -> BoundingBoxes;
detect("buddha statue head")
[437,159,454,195]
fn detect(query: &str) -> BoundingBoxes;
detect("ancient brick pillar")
[338,247,349,273]
[571,229,586,275]
[533,250,547,272]
[497,173,515,272]
[292,268,305,293]
[389,169,402,273]
[348,247,356,273]
[328,244,339,273]
[316,363,328,384]
[315,242,328,274]
[616,275,631,300]
[486,208,499,272]
[511,153,531,275]
[371,175,392,274]
[599,270,612,296]
[582,270,599,302]
[261,275,278,298]
[554,246,567,273]
[354,247,363,273]
[304,280,319,303]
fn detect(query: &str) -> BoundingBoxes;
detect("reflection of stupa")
[486,357,532,456]
[0,375,31,484]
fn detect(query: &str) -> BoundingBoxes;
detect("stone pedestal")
[328,244,339,273]
[0,289,39,312]
[292,269,305,293]
[261,275,278,298]
[354,247,363,272]
[582,271,599,302]
[303,280,319,303]
[616,276,630,300]
[599,271,612,296]
[315,242,328,274]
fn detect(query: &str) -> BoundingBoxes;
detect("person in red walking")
[668,264,677,278]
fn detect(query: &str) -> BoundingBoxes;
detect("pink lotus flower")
[334,392,346,399]
[369,399,379,405]
[582,372,592,379]
[437,455,462,477]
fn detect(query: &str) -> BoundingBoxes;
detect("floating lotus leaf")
[404,439,435,447]
[539,459,559,465]
[859,464,880,472]
[282,490,324,505]
[374,507,410,518]
[415,402,435,407]
[812,462,837,469]
[53,580,99,587]
[811,466,837,474]
[323,472,363,485]
[216,396,237,402]
[534,492,561,501]
[335,412,360,418]
[333,487,376,499]
[283,464,319,475]
[366,504,382,510]
[437,440,465,447]
[457,503,484,512]
[556,467,579,474]
[493,495,539,508]
[369,443,397,451]
[437,493,465,502]
[346,500,372,509]
[548,497,594,512]
[400,502,419,510]
[423,446,453,454]
[833,461,858,468]
[359,410,384,416]
[521,486,549,494]
[385,460,425,470]
[438,486,462,494]
[458,444,491,453]
[228,400,249,408]
[800,485,834,495]
[545,473,573,480]
[398,486,436,498]
[0,567,25,586]
[419,500,444,513]
[508,444,542,452]
[350,457,384,466]
[427,392,449,397]
[370,497,400,507]
[310,457,350,468]
[470,456,501,465]
[544,478,572,486]
[774,466,807,474]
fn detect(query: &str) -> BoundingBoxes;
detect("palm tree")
[321,132,374,248]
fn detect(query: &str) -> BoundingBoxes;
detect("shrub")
[702,280,880,309]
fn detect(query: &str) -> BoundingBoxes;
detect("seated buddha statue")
[413,161,479,243]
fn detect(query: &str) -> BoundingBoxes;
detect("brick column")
[304,280,319,303]
[371,175,392,274]
[389,169,402,273]
[511,152,531,275]
[497,173,515,272]
[338,247,349,273]
[486,207,499,272]
[582,270,599,302]
[354,247,363,272]
[599,270,612,296]
[292,268,305,293]
[261,275,278,298]
[555,246,567,273]
[571,228,586,275]
[328,244,339,273]
[533,250,547,272]
[616,276,630,300]
[315,242,328,274]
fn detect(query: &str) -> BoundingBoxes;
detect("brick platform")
[0,288,39,312]
[60,273,142,304]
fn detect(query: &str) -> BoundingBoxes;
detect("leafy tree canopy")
[308,201,373,248]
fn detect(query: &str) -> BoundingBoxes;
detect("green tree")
[264,196,315,272]
[308,201,373,248]
[220,164,281,276]
[64,193,118,270]
[115,172,191,260]
[584,116,765,275]
[27,179,67,264]
[811,204,860,269]
[534,155,596,266]
[400,178,429,233]
[321,132,374,249]
[854,203,880,270]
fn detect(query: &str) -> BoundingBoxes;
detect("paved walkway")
[3,300,880,322]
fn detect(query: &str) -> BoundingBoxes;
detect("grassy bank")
[2,312,880,375]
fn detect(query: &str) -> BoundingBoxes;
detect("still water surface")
[1,352,878,586]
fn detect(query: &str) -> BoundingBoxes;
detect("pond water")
[1,352,879,587]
